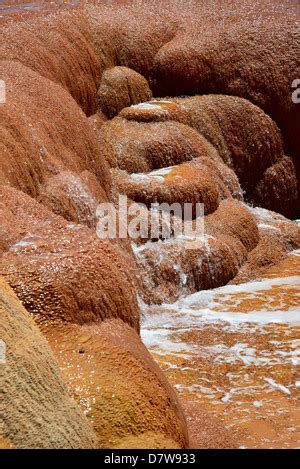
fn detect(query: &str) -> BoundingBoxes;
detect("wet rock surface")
[142,251,300,448]
[0,186,140,330]
[0,0,299,449]
[0,60,111,227]
[43,319,189,448]
[113,157,242,216]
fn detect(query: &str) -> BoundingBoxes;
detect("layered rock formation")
[132,198,299,305]
[44,320,188,448]
[0,185,189,447]
[1,0,298,215]
[231,206,300,284]
[1,0,299,450]
[0,278,98,449]
[0,8,100,115]
[0,185,140,329]
[97,66,152,118]
[132,200,260,304]
[113,156,242,216]
[0,60,111,225]
[100,119,212,173]
[2,0,298,156]
[109,95,298,217]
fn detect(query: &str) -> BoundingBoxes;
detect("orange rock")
[205,199,259,253]
[0,278,98,448]
[100,118,221,173]
[1,0,299,450]
[38,170,108,229]
[113,156,242,217]
[1,1,298,216]
[114,165,220,217]
[232,206,300,284]
[181,400,238,449]
[2,0,298,152]
[88,111,108,131]
[133,200,258,304]
[88,2,178,79]
[133,235,248,305]
[148,2,299,158]
[0,60,111,203]
[0,188,190,449]
[0,186,140,330]
[119,100,189,123]
[0,9,101,115]
[172,95,285,195]
[252,156,298,219]
[100,93,298,217]
[171,95,299,217]
[97,66,152,118]
[44,319,189,449]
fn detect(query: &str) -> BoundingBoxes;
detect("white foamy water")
[142,273,300,336]
[130,102,163,110]
[141,249,300,423]
[130,100,174,111]
[130,166,175,183]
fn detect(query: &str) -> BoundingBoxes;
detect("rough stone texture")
[43,319,189,449]
[1,1,298,217]
[38,170,108,229]
[1,0,299,450]
[88,0,299,217]
[88,2,178,80]
[119,100,189,123]
[99,93,298,217]
[114,166,220,217]
[133,200,260,304]
[231,207,300,284]
[252,157,298,219]
[0,186,140,330]
[113,156,242,217]
[97,66,152,118]
[0,61,111,217]
[182,400,238,449]
[173,95,299,218]
[99,118,222,173]
[131,200,299,305]
[0,8,101,115]
[88,111,108,131]
[114,433,180,449]
[147,1,298,159]
[172,95,285,195]
[0,278,99,449]
[84,0,299,165]
[205,200,260,253]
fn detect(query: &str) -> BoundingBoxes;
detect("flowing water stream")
[141,249,300,448]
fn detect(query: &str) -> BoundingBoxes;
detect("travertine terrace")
[0,0,299,449]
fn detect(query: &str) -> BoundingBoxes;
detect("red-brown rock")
[44,319,189,448]
[97,66,152,118]
[0,186,140,330]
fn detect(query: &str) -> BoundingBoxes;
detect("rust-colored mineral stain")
[42,320,188,449]
[142,251,300,448]
[1,0,300,450]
